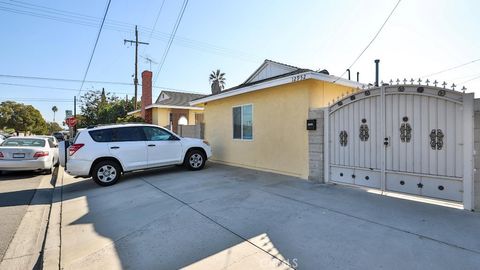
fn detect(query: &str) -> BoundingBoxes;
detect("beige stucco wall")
[202,79,355,179]
[188,109,204,125]
[152,107,171,127]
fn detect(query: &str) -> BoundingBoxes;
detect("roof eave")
[190,71,365,105]
[146,104,204,110]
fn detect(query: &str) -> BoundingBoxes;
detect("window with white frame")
[232,104,253,140]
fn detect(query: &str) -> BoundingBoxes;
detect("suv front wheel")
[184,150,206,171]
[92,160,121,186]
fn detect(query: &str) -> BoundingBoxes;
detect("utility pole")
[124,25,149,110]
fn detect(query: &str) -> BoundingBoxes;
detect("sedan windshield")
[1,138,46,147]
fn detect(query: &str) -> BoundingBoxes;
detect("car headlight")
[203,140,210,146]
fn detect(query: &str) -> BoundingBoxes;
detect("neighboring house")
[191,59,364,179]
[129,71,205,133]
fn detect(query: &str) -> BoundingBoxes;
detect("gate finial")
[380,80,384,85]
[417,78,422,84]
[410,78,414,85]
[361,85,365,90]
[442,81,447,88]
[461,86,467,93]
[433,80,438,87]
[451,83,456,90]
[403,78,407,84]
[389,79,393,85]
[396,78,400,85]
[426,79,430,86]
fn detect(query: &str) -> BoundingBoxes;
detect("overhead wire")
[0,0,260,63]
[154,0,189,85]
[333,0,402,83]
[420,58,480,78]
[77,0,112,96]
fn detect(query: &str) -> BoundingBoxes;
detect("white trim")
[190,71,365,105]
[232,103,254,141]
[323,107,329,183]
[146,104,204,110]
[462,92,475,210]
[126,109,141,115]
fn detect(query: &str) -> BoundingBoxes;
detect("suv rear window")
[89,129,113,142]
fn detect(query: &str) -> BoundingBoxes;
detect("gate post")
[463,93,475,210]
[324,107,329,183]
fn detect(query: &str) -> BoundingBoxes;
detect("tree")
[116,114,145,123]
[0,101,48,135]
[52,105,58,122]
[47,122,63,134]
[79,89,137,128]
[209,69,226,94]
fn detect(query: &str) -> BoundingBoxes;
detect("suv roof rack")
[86,122,146,129]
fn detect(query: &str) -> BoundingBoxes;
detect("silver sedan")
[0,137,59,174]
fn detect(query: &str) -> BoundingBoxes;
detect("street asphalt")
[0,171,48,262]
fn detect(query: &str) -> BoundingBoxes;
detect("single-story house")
[190,60,364,179]
[129,71,205,133]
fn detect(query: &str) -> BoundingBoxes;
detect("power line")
[460,74,480,85]
[144,0,166,52]
[421,58,480,78]
[334,0,402,82]
[154,0,189,85]
[0,74,133,85]
[0,82,130,95]
[78,0,112,96]
[0,1,260,63]
[0,74,203,93]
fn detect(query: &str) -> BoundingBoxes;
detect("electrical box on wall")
[306,119,316,130]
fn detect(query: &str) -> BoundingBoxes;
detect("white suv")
[63,124,212,186]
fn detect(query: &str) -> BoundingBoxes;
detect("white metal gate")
[324,84,475,210]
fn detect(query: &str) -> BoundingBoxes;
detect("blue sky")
[1,0,479,125]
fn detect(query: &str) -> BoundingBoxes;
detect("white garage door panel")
[354,169,381,189]
[327,84,473,205]
[421,176,463,202]
[386,173,421,196]
[330,166,354,184]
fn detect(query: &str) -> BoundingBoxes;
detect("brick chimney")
[141,70,153,123]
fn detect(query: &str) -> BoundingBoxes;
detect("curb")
[0,169,57,270]
[42,167,63,270]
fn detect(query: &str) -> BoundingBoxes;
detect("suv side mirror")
[169,135,180,141]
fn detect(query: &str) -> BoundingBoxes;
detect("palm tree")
[52,106,58,122]
[209,69,226,94]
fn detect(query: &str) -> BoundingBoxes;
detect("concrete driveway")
[51,163,480,269]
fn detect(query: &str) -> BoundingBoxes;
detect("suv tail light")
[33,151,49,158]
[69,144,84,156]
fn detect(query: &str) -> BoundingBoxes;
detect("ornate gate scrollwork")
[429,129,444,150]
[400,116,412,143]
[359,122,369,142]
[339,131,348,146]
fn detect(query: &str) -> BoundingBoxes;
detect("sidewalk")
[0,170,57,270]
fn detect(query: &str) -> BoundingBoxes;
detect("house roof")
[191,59,365,105]
[154,90,206,107]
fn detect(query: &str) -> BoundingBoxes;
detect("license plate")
[13,153,25,158]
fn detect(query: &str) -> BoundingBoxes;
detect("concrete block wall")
[308,109,324,183]
[474,99,480,210]
[178,123,204,139]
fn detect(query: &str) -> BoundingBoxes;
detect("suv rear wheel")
[92,160,121,186]
[184,150,206,171]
